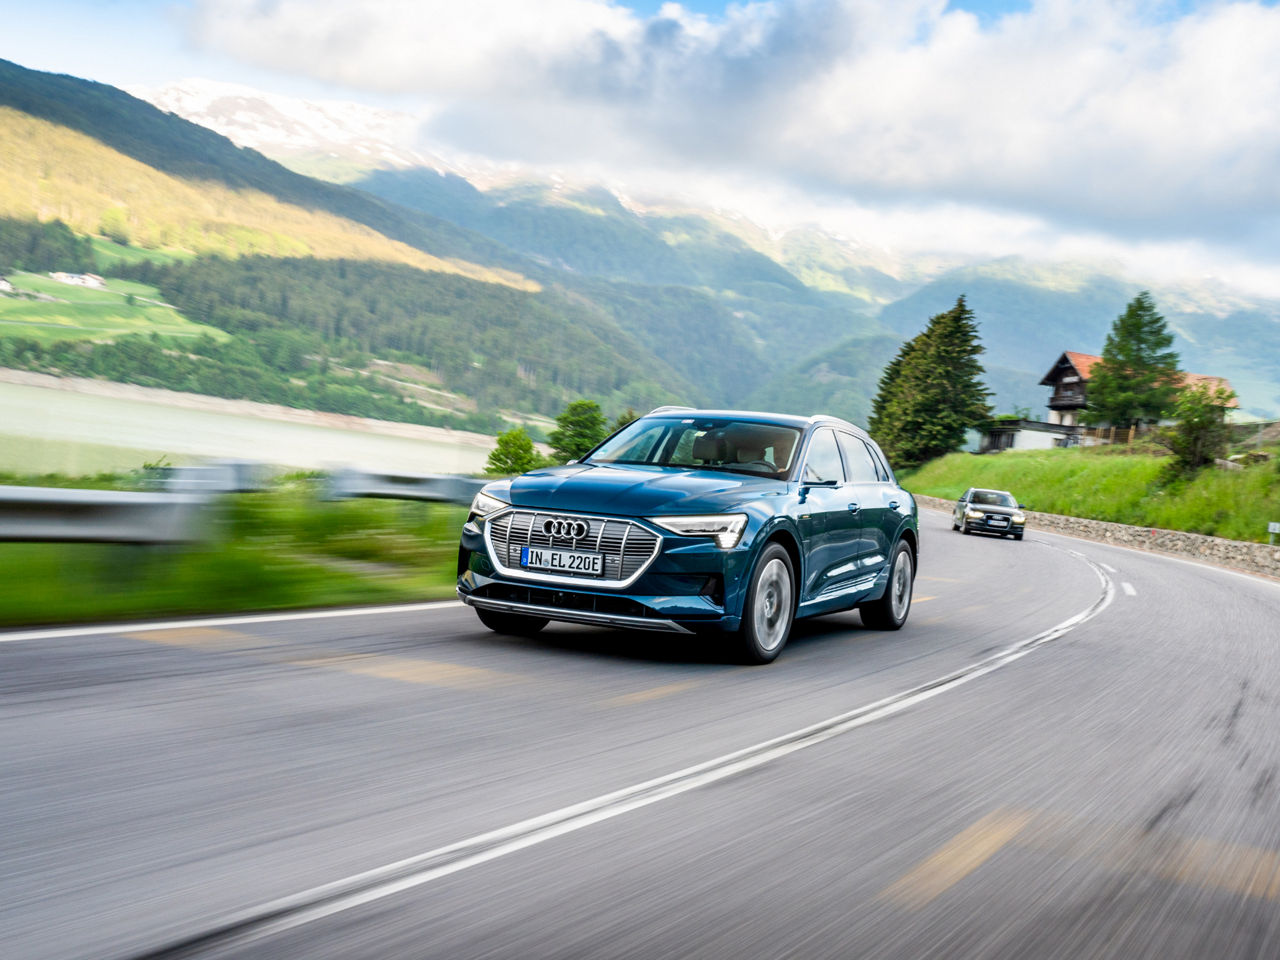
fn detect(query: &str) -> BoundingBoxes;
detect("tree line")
[866,292,1236,475]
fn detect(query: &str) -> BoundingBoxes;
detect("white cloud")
[188,0,1280,269]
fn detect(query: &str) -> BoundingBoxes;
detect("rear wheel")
[734,543,795,664]
[859,540,914,630]
[475,607,549,636]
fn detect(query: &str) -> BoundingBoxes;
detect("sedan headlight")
[649,514,748,549]
[1012,513,1026,524]
[469,490,508,518]
[965,508,984,520]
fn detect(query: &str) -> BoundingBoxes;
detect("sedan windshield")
[972,490,1017,507]
[588,418,802,479]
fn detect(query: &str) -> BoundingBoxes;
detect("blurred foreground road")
[2,509,1279,959]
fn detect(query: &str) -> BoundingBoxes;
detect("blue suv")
[457,408,919,663]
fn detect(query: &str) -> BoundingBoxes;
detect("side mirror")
[1018,503,1027,509]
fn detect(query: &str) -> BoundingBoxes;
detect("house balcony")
[1048,389,1087,410]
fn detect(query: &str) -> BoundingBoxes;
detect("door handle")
[848,503,860,514]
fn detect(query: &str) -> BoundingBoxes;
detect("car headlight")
[1012,513,1026,524]
[649,514,748,549]
[469,490,508,518]
[965,508,984,520]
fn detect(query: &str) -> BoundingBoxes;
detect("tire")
[859,540,914,631]
[1013,533,1024,541]
[961,524,972,535]
[475,607,549,636]
[951,518,960,531]
[734,542,795,665]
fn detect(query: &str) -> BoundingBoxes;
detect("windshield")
[587,417,802,479]
[972,490,1017,507]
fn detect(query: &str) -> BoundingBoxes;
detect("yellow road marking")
[123,627,267,651]
[911,595,937,604]
[891,808,1280,912]
[286,653,513,691]
[604,680,700,707]
[882,809,1034,908]
[127,629,511,691]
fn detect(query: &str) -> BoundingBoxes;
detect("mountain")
[3,59,1276,437]
[135,79,440,184]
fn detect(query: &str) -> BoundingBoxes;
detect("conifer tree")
[485,426,543,476]
[870,296,991,468]
[549,399,608,464]
[1083,291,1180,427]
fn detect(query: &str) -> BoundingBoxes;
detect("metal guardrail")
[325,468,486,504]
[0,486,208,544]
[0,465,484,545]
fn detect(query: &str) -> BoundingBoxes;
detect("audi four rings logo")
[543,517,589,539]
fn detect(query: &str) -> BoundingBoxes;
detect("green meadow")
[903,448,1280,544]
[0,270,228,345]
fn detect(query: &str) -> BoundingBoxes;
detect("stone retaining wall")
[911,494,1280,580]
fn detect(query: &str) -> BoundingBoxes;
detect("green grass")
[89,236,191,268]
[902,448,1280,543]
[0,271,228,345]
[0,474,466,626]
[0,434,185,475]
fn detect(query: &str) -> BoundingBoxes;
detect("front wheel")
[859,540,914,630]
[475,607,549,636]
[734,543,795,664]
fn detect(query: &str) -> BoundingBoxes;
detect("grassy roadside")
[901,448,1280,543]
[0,473,464,627]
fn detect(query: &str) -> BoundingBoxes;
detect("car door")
[955,488,973,526]
[838,433,893,574]
[796,428,856,598]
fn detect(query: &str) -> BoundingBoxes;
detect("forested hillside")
[0,59,525,275]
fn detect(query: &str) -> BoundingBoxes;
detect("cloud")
[188,0,1280,264]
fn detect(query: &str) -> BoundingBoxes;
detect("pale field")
[0,379,494,475]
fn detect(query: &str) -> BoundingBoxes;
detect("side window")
[837,433,879,483]
[803,429,845,483]
[864,440,892,482]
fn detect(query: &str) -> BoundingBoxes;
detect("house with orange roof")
[1039,351,1236,427]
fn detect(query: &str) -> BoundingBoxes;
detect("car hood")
[970,503,1020,516]
[492,463,784,515]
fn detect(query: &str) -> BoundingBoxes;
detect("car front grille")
[486,510,661,586]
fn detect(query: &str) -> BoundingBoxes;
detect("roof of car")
[642,408,862,434]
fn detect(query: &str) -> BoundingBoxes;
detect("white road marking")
[0,601,464,645]
[1100,563,1117,574]
[132,548,1116,958]
[1122,582,1137,596]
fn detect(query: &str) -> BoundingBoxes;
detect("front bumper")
[457,517,746,633]
[460,590,694,634]
[965,516,1024,534]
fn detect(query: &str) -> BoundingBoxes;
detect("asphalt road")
[3,508,1279,959]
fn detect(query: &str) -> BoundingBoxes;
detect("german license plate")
[521,546,603,576]
[988,517,1008,526]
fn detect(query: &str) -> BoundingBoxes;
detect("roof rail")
[646,405,696,415]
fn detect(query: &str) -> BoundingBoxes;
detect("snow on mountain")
[133,78,440,171]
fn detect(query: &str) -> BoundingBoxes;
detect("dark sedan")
[457,408,919,663]
[952,487,1027,540]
